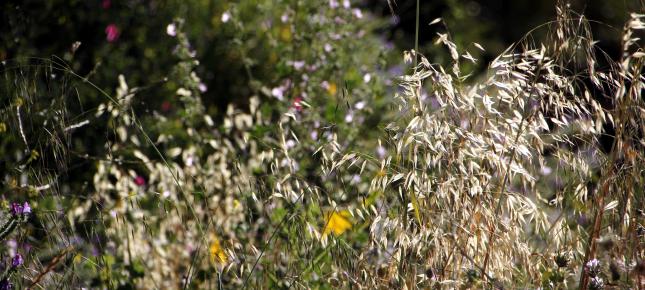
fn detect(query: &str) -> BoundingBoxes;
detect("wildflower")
[11,254,23,267]
[329,0,339,9]
[343,0,350,9]
[105,24,120,42]
[134,176,146,187]
[326,82,337,95]
[354,101,366,110]
[176,88,192,97]
[540,166,552,175]
[285,139,296,149]
[166,23,177,37]
[0,279,12,290]
[10,202,30,216]
[352,8,363,19]
[21,202,30,214]
[271,86,285,101]
[376,145,387,159]
[280,13,289,23]
[350,174,360,184]
[101,0,111,9]
[324,43,333,52]
[198,83,207,93]
[221,11,231,23]
[344,112,353,123]
[291,60,305,70]
[323,210,352,236]
[185,156,194,167]
[209,237,227,264]
[363,73,371,83]
[292,96,303,111]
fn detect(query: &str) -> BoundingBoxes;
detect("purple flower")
[0,279,12,290]
[9,202,31,216]
[22,202,31,214]
[12,254,23,267]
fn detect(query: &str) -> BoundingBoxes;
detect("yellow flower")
[323,210,352,237]
[209,236,228,264]
[327,82,337,96]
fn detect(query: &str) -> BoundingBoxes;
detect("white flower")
[176,88,192,97]
[343,0,351,9]
[281,13,289,23]
[354,101,366,110]
[166,23,177,37]
[344,113,353,123]
[221,11,231,23]
[285,139,296,149]
[324,43,333,52]
[329,0,339,8]
[198,83,208,93]
[271,87,285,100]
[363,73,371,83]
[352,8,363,19]
[540,166,552,175]
[292,60,305,70]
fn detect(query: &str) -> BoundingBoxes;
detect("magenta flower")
[134,176,146,186]
[105,24,120,42]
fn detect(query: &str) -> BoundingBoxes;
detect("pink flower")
[105,24,120,43]
[292,96,303,111]
[134,176,146,186]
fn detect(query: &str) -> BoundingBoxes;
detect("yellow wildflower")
[327,82,337,96]
[209,236,228,264]
[323,210,352,237]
